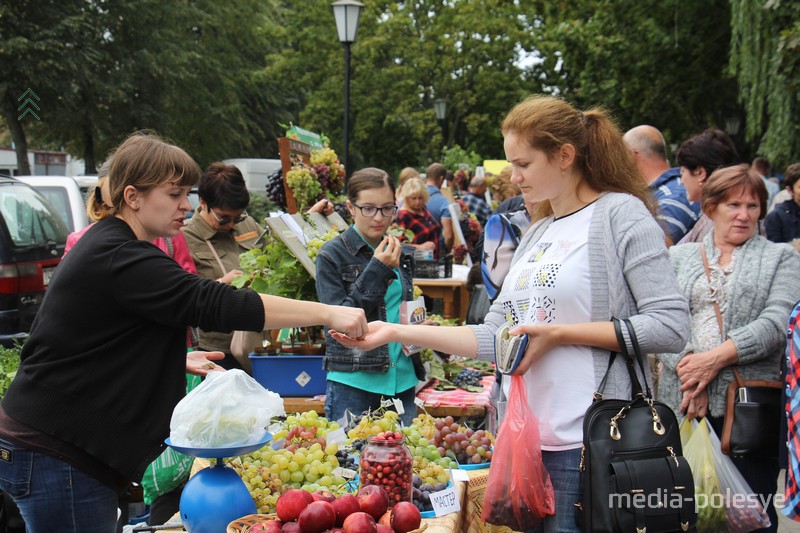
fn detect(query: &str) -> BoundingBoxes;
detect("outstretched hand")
[186,350,226,376]
[330,321,394,351]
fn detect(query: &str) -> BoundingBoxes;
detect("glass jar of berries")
[358,431,413,507]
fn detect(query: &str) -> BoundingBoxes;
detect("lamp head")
[332,0,365,44]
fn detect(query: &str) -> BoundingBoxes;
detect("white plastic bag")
[707,423,771,532]
[169,369,285,448]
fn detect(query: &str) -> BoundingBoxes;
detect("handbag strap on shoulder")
[700,246,744,386]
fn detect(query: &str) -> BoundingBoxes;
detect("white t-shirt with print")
[499,203,595,450]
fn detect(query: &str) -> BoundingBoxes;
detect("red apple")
[276,488,315,522]
[331,493,362,526]
[298,501,336,533]
[312,490,337,503]
[357,485,389,520]
[282,522,302,533]
[249,522,282,533]
[327,529,345,533]
[343,512,377,533]
[376,526,393,533]
[390,502,421,533]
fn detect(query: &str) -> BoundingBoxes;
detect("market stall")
[280,374,495,421]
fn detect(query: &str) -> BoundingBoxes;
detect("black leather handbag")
[720,367,783,457]
[577,318,697,533]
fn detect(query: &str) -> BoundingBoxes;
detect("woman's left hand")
[186,351,226,376]
[508,323,561,375]
[681,386,709,419]
[676,350,722,396]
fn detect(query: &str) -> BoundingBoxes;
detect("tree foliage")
[730,0,800,167]
[1,0,795,179]
[1,0,288,172]
[528,0,738,155]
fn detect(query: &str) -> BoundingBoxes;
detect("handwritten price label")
[393,398,405,415]
[332,467,357,479]
[430,485,460,516]
[326,427,346,445]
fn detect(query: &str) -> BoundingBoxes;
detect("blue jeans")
[0,438,118,533]
[528,448,582,533]
[324,380,417,426]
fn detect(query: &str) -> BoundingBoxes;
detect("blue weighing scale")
[165,434,272,533]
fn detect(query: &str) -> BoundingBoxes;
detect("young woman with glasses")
[315,167,426,425]
[181,162,268,371]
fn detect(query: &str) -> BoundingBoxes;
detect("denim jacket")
[316,226,421,376]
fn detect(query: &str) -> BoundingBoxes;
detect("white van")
[222,159,282,193]
[15,175,89,233]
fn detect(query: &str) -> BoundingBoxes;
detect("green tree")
[529,0,738,154]
[729,0,800,167]
[2,0,289,173]
[266,0,536,175]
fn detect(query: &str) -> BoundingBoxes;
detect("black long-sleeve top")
[0,217,264,486]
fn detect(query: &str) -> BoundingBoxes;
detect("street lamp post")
[433,97,447,147]
[332,0,364,186]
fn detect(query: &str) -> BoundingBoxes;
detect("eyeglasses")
[209,207,247,225]
[352,203,398,218]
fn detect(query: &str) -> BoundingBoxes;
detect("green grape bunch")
[286,166,322,211]
[306,230,341,262]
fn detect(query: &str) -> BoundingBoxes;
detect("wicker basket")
[226,513,278,533]
[226,514,428,533]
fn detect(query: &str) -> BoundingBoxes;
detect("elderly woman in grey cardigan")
[658,164,800,532]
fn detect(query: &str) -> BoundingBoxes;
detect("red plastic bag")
[481,375,555,529]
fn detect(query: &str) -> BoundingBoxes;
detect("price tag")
[332,467,357,479]
[393,398,405,415]
[414,397,425,408]
[337,414,349,428]
[449,468,469,483]
[430,484,460,516]
[380,399,394,408]
[271,438,285,450]
[326,427,347,445]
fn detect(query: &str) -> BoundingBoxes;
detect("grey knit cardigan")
[469,192,690,401]
[657,232,800,417]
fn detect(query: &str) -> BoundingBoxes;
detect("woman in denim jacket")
[316,168,426,425]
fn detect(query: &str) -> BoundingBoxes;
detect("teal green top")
[327,230,418,395]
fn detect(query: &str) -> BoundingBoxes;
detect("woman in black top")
[0,133,366,533]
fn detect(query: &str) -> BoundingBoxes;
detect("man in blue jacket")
[624,125,701,245]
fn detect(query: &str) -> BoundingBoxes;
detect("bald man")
[624,125,701,244]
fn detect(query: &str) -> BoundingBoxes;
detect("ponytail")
[581,109,656,216]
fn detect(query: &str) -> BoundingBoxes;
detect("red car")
[0,176,68,346]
